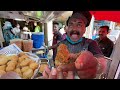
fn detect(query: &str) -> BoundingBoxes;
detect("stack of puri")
[0,52,39,79]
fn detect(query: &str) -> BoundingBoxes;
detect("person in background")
[48,21,62,63]
[22,25,30,32]
[11,24,21,38]
[43,11,107,79]
[62,25,68,40]
[21,26,30,40]
[34,22,42,32]
[92,28,99,40]
[95,26,114,57]
[2,21,15,46]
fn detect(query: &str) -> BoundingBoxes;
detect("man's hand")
[58,51,98,79]
[96,57,107,74]
[57,62,76,72]
[48,43,59,50]
[74,51,98,79]
[48,46,52,50]
[42,66,74,79]
[69,53,81,61]
[76,67,97,79]
[42,51,106,79]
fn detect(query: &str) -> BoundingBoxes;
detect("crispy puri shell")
[22,68,33,79]
[55,44,70,66]
[0,65,6,71]
[0,70,6,75]
[29,62,39,70]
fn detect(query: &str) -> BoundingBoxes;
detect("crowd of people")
[1,21,42,47]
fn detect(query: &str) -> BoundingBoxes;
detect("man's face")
[53,24,59,34]
[98,27,108,39]
[67,18,86,42]
[34,22,37,26]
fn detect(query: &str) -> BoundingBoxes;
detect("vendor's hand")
[48,46,52,50]
[96,57,107,74]
[57,62,76,72]
[69,53,81,61]
[58,51,98,79]
[76,67,97,79]
[42,66,74,79]
[0,71,21,79]
[75,51,98,79]
[57,60,98,79]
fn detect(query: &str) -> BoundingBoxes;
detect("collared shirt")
[95,37,114,57]
[52,32,62,46]
[56,37,103,57]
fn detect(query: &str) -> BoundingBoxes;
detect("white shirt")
[11,27,20,35]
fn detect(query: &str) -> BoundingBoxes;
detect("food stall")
[0,11,69,79]
[1,11,120,79]
[0,40,50,79]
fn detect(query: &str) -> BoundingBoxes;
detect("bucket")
[31,32,44,48]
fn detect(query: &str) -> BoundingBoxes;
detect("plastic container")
[10,39,23,50]
[22,40,33,52]
[39,58,50,73]
[39,63,49,73]
[31,32,44,48]
[20,32,31,40]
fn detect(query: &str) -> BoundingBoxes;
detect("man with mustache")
[95,26,114,57]
[43,11,107,79]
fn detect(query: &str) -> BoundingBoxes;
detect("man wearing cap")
[43,11,107,79]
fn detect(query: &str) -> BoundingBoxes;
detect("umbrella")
[90,11,120,23]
